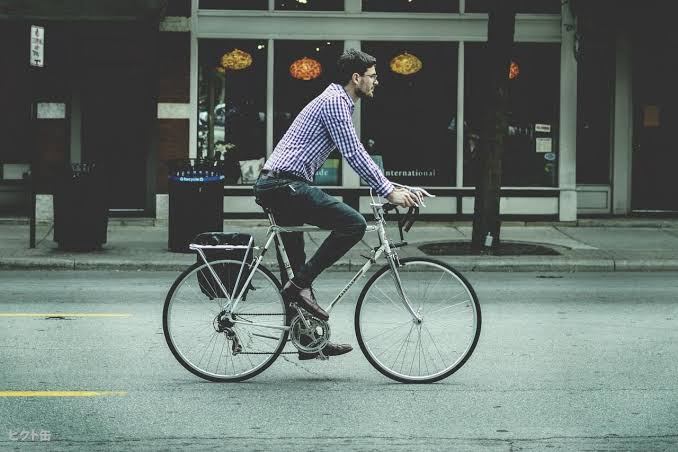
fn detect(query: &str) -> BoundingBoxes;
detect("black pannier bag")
[193,232,255,300]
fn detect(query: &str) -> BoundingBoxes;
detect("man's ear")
[351,73,360,85]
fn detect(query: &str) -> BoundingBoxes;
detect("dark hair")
[336,49,377,84]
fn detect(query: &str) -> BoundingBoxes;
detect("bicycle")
[163,184,481,383]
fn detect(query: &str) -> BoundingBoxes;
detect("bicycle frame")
[188,201,423,334]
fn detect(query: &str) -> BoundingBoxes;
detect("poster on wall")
[536,137,552,153]
[30,25,44,67]
[314,158,340,185]
[643,105,660,128]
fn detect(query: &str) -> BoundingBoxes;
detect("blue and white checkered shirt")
[264,83,394,197]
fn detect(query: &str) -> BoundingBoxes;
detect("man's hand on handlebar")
[386,188,420,208]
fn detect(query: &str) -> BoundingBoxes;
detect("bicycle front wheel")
[355,258,481,383]
[163,259,288,382]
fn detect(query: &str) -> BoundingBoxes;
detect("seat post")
[264,209,295,281]
[267,210,278,227]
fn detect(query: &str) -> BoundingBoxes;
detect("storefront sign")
[536,137,552,153]
[30,25,44,67]
[314,158,340,185]
[37,103,65,119]
[535,123,551,133]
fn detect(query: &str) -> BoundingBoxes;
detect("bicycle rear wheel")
[163,259,288,382]
[355,258,481,383]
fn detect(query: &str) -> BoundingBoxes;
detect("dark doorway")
[79,23,155,213]
[81,67,152,211]
[632,19,678,212]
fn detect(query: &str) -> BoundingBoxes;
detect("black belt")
[259,169,308,182]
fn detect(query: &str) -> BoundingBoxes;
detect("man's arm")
[320,97,394,197]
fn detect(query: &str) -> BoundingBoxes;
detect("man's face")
[356,66,379,99]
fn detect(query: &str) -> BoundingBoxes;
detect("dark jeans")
[253,174,367,287]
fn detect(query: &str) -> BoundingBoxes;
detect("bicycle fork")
[376,217,423,324]
[386,252,423,324]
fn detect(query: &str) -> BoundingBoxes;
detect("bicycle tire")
[355,257,481,383]
[163,259,288,382]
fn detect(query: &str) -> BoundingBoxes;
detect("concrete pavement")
[2,217,678,272]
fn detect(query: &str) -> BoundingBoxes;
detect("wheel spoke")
[425,301,472,318]
[372,284,410,316]
[357,259,480,383]
[164,260,288,381]
[363,317,413,343]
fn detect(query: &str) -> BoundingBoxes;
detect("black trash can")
[53,163,108,251]
[168,159,225,253]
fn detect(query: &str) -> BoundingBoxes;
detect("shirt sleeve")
[320,96,394,198]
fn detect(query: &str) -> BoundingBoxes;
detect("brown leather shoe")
[298,341,353,360]
[281,281,329,321]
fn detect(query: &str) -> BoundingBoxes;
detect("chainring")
[289,315,331,353]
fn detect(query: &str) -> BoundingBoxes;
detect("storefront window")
[198,39,267,184]
[464,43,560,187]
[199,0,267,10]
[576,35,613,184]
[465,0,560,14]
[362,0,458,13]
[361,42,458,187]
[275,0,343,11]
[273,40,343,185]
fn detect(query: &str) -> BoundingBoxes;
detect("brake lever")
[402,207,419,233]
[411,188,434,208]
[398,207,417,234]
[382,203,399,213]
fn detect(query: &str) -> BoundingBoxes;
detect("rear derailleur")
[214,311,242,355]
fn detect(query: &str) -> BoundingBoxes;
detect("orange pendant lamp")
[289,57,323,80]
[220,48,253,71]
[390,52,422,75]
[509,60,520,80]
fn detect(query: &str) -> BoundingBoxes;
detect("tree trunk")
[471,1,516,251]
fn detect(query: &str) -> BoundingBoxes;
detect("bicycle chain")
[227,313,312,355]
[232,313,285,316]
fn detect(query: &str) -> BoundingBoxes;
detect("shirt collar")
[329,83,355,112]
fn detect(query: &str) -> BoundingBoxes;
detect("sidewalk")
[2,218,678,272]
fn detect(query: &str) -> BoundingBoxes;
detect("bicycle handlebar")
[373,184,435,240]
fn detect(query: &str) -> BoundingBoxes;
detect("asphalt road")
[1,270,677,451]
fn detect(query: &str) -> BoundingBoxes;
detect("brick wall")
[156,30,191,193]
[158,32,190,103]
[157,119,189,193]
[33,120,69,193]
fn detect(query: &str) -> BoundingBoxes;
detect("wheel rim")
[358,260,480,382]
[165,261,286,380]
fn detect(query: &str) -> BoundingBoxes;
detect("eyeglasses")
[362,73,378,81]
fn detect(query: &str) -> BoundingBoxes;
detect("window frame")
[192,1,564,189]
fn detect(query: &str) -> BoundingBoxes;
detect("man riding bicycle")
[253,49,418,360]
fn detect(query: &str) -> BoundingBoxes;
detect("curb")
[433,257,616,272]
[2,257,678,272]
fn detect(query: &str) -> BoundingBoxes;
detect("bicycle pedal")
[317,350,328,361]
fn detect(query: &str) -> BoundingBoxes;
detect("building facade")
[1,0,674,220]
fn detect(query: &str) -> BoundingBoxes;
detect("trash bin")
[168,158,225,253]
[53,163,108,251]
